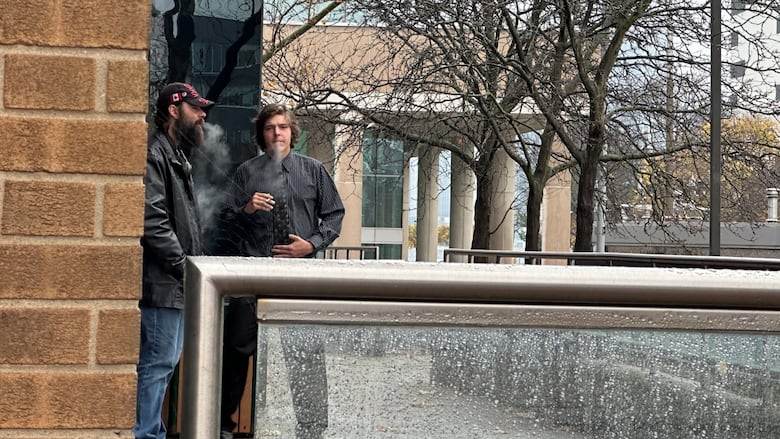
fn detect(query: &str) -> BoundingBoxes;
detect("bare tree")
[264,1,558,250]
[597,0,780,244]
[261,0,780,253]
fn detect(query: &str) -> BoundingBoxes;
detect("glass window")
[362,176,404,228]
[362,130,405,229]
[360,243,400,260]
[731,61,746,78]
[294,129,308,155]
[363,133,405,175]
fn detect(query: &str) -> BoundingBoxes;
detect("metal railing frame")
[443,248,780,270]
[321,245,380,260]
[181,256,780,438]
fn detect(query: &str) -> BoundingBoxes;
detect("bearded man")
[134,82,215,439]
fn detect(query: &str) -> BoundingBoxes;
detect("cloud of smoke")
[192,122,234,252]
[200,122,230,170]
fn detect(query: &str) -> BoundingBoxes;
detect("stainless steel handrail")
[443,248,780,269]
[257,299,780,331]
[180,256,780,438]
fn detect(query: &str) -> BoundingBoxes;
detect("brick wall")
[0,1,150,437]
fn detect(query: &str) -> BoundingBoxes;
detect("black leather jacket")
[140,131,203,309]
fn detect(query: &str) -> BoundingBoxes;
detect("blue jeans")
[133,306,185,439]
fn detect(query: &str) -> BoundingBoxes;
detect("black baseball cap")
[156,82,215,109]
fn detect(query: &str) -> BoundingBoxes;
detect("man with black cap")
[134,82,215,439]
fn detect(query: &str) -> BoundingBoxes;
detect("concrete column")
[449,152,475,262]
[402,159,411,260]
[542,137,572,263]
[767,188,778,223]
[330,117,363,248]
[488,147,516,251]
[416,148,440,261]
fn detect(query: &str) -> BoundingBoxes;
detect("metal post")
[595,171,606,252]
[710,0,722,255]
[258,0,264,103]
[180,259,226,439]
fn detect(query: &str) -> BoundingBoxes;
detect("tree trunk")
[525,182,544,252]
[573,122,604,252]
[471,159,494,251]
[164,1,195,83]
[525,123,557,252]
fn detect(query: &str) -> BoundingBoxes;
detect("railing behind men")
[443,248,780,270]
[320,245,380,260]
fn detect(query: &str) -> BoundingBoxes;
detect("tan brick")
[55,119,147,175]
[4,55,95,111]
[14,436,133,439]
[0,117,48,172]
[97,309,139,365]
[0,0,58,46]
[0,117,147,175]
[0,373,37,426]
[10,435,134,439]
[0,372,135,428]
[0,0,149,50]
[61,0,150,50]
[2,181,96,237]
[0,308,89,365]
[0,245,45,295]
[0,244,141,300]
[103,182,145,237]
[107,60,150,113]
[8,436,133,439]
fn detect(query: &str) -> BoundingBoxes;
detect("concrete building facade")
[727,1,780,107]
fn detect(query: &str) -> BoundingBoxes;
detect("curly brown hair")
[252,103,300,151]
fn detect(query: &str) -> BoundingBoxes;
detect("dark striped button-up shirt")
[221,151,345,258]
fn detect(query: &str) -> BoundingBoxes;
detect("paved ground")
[254,330,585,439]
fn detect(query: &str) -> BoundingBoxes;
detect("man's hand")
[272,234,314,258]
[243,192,275,214]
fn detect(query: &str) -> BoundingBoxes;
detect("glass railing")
[182,256,780,438]
[255,319,780,438]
